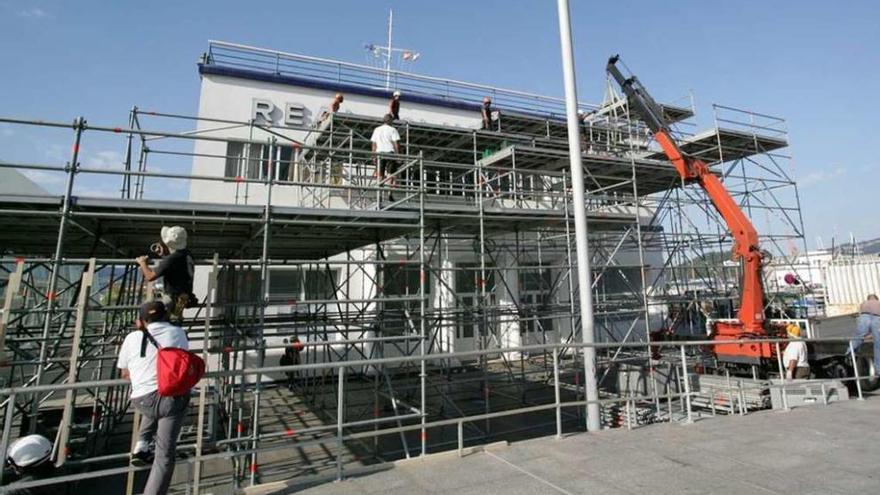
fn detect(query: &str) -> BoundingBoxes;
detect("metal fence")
[0,336,870,493]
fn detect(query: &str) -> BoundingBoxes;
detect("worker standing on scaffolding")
[389,90,402,121]
[370,114,401,202]
[481,96,495,130]
[136,226,196,323]
[320,92,344,122]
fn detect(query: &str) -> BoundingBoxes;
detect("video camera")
[146,241,170,260]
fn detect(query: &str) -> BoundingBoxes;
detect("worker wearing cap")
[3,434,65,494]
[782,324,809,380]
[117,301,189,495]
[851,294,880,375]
[136,226,196,323]
[481,96,494,130]
[389,91,402,121]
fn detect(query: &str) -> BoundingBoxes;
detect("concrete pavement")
[253,398,880,494]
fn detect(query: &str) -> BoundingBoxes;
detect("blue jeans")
[852,314,880,374]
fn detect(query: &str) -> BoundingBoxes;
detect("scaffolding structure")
[0,43,815,493]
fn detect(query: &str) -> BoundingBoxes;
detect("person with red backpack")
[117,301,193,495]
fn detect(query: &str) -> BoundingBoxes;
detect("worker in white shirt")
[782,324,809,380]
[370,113,401,201]
[117,301,190,495]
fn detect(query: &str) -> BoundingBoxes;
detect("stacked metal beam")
[691,374,771,413]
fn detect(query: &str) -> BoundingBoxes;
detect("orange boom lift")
[606,56,778,366]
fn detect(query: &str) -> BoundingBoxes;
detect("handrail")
[206,40,599,117]
[0,335,860,397]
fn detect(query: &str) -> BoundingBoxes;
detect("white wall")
[190,73,485,205]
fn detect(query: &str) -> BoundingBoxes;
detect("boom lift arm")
[605,56,767,341]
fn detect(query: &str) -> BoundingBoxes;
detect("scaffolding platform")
[0,192,644,260]
[311,112,569,165]
[476,145,681,195]
[644,127,788,164]
[488,108,698,141]
[0,194,421,259]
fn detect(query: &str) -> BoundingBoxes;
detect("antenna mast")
[386,9,393,89]
[364,9,421,90]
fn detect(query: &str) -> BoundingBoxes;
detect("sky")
[0,0,877,249]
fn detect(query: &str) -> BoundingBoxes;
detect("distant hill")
[832,237,880,256]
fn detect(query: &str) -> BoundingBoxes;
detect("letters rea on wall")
[251,99,306,126]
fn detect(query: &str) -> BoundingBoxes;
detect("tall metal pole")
[385,8,393,89]
[32,117,85,432]
[555,0,600,432]
[122,106,136,199]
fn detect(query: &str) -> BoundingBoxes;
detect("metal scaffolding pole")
[31,117,84,432]
[0,53,810,490]
[555,0,601,432]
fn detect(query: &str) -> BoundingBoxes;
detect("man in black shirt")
[279,337,304,390]
[136,226,195,322]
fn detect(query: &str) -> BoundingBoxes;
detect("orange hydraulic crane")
[606,56,779,365]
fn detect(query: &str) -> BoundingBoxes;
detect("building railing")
[0,115,633,215]
[205,41,599,119]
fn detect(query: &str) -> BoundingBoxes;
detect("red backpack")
[140,328,206,397]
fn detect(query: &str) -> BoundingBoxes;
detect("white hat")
[161,226,188,252]
[393,90,401,97]
[7,434,51,468]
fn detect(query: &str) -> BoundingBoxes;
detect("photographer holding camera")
[136,226,196,323]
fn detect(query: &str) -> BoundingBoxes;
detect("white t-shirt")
[117,321,189,398]
[782,340,808,369]
[370,124,400,153]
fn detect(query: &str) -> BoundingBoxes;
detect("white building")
[187,42,666,378]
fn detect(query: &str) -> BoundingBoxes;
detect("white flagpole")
[385,9,393,89]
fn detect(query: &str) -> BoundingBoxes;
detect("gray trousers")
[132,391,190,495]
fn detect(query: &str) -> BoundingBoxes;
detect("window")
[455,263,494,339]
[268,268,337,303]
[597,266,643,296]
[224,141,294,182]
[217,267,261,305]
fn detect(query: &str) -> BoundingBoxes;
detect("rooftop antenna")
[364,8,420,90]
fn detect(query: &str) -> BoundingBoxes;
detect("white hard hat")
[393,90,401,97]
[7,434,51,468]
[160,225,188,252]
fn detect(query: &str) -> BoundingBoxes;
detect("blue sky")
[0,0,877,248]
